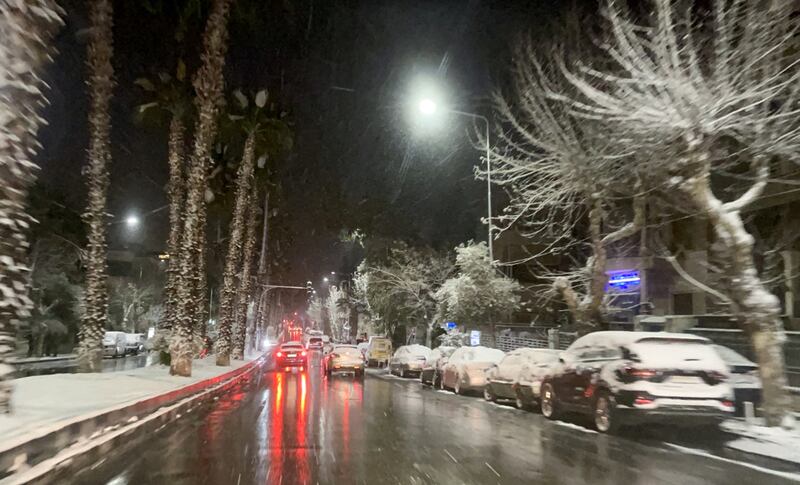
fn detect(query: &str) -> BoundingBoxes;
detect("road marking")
[664,443,800,482]
[485,462,501,478]
[443,449,458,463]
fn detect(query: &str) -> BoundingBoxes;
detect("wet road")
[12,354,150,378]
[79,353,796,485]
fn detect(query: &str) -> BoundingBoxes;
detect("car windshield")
[9,2,791,484]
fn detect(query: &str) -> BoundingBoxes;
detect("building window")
[673,293,693,315]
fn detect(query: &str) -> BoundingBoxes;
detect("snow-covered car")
[540,331,735,433]
[306,336,324,351]
[124,333,145,355]
[102,331,127,358]
[324,345,365,378]
[420,346,456,387]
[713,345,761,416]
[440,346,505,395]
[366,336,392,368]
[357,342,369,360]
[389,344,432,377]
[484,348,560,410]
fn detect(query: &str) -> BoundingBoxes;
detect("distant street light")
[413,86,494,263]
[125,215,140,228]
[323,276,329,283]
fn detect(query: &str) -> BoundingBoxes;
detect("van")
[103,331,127,358]
[125,333,145,355]
[366,336,392,368]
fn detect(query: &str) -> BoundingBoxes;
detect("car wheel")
[540,382,559,420]
[594,392,620,434]
[454,377,463,395]
[483,386,495,402]
[400,368,407,378]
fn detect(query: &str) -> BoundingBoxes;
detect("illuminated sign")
[607,270,640,292]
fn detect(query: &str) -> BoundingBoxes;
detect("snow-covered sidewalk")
[8,354,77,365]
[0,354,260,447]
[721,419,800,467]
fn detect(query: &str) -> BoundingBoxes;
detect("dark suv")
[540,331,734,433]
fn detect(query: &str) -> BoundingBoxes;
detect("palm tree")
[0,0,63,413]
[232,184,259,359]
[134,62,193,363]
[77,0,114,373]
[170,0,233,377]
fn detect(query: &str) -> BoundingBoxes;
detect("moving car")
[366,336,392,368]
[275,341,308,371]
[306,336,324,351]
[389,344,432,377]
[324,345,365,378]
[484,348,559,410]
[540,331,735,433]
[713,344,762,416]
[124,333,145,355]
[420,346,456,387]
[102,331,127,358]
[440,346,505,395]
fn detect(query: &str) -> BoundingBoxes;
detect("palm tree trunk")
[193,206,209,339]
[77,0,114,373]
[0,0,63,413]
[160,116,186,332]
[170,0,233,376]
[232,185,259,359]
[216,133,256,365]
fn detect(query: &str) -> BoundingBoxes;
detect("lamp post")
[415,98,494,263]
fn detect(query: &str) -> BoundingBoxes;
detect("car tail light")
[702,370,727,385]
[721,399,734,409]
[276,351,282,358]
[618,366,661,382]
[633,394,655,406]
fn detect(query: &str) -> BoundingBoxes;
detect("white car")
[540,331,735,433]
[440,346,505,395]
[713,345,761,416]
[484,348,560,410]
[420,346,457,387]
[389,344,432,377]
[124,333,145,355]
[103,331,127,358]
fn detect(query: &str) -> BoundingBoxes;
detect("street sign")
[470,330,481,346]
[445,321,457,330]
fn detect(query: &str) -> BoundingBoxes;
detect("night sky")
[35,0,574,286]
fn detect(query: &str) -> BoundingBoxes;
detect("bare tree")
[0,0,63,411]
[488,36,645,332]
[77,0,114,373]
[170,0,233,376]
[558,0,799,425]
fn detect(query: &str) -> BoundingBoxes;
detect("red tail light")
[633,395,655,406]
[618,366,660,382]
[721,399,734,409]
[301,351,307,357]
[276,351,282,358]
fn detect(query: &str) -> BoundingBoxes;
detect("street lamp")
[414,92,494,263]
[125,215,140,228]
[323,276,329,283]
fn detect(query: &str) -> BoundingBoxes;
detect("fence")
[479,326,577,352]
[686,327,800,387]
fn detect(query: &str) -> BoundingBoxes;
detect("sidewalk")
[721,419,800,468]
[0,354,259,448]
[8,354,77,365]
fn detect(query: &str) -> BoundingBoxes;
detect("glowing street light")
[323,276,329,283]
[125,215,140,228]
[418,98,437,115]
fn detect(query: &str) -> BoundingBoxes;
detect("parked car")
[389,344,432,377]
[306,336,324,351]
[440,346,505,395]
[420,346,456,387]
[357,342,370,360]
[275,341,308,371]
[324,345,365,378]
[484,348,560,410]
[713,344,762,416]
[124,333,145,355]
[540,331,735,433]
[102,331,127,358]
[366,336,392,368]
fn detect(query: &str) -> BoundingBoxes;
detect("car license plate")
[669,375,701,385]
[287,353,296,358]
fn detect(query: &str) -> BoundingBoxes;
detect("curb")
[722,442,800,474]
[0,355,266,483]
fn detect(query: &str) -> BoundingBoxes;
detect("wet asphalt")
[76,352,797,485]
[12,353,150,378]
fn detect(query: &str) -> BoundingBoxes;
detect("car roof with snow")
[400,344,431,355]
[569,331,709,349]
[281,341,304,348]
